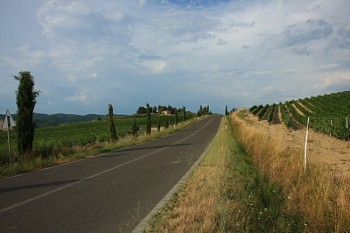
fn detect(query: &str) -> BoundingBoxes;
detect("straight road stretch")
[0,115,221,233]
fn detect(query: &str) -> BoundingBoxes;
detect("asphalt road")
[0,115,221,233]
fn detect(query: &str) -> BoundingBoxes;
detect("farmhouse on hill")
[161,110,172,115]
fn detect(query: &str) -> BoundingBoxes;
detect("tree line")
[12,70,235,161]
[136,104,184,115]
[10,71,197,158]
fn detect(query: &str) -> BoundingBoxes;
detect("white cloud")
[313,72,350,91]
[138,59,167,73]
[64,91,88,104]
[91,72,98,78]
[318,63,339,70]
[139,0,147,6]
[1,0,350,114]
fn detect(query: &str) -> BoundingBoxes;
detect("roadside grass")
[148,117,305,232]
[232,110,350,232]
[0,117,203,178]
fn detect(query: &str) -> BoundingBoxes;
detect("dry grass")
[148,119,237,232]
[232,110,350,232]
[146,119,246,233]
[148,117,305,232]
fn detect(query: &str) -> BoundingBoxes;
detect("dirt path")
[292,103,305,116]
[297,101,312,113]
[245,113,350,177]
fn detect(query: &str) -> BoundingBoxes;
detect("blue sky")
[1,0,349,115]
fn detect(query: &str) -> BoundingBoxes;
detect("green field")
[0,114,191,166]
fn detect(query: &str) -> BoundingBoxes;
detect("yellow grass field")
[232,110,350,232]
[148,111,350,232]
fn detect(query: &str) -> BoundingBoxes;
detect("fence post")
[304,117,310,171]
[346,117,349,129]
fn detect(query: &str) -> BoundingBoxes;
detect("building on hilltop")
[161,110,172,116]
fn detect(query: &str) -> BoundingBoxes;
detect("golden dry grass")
[148,116,305,233]
[146,111,350,232]
[148,119,237,233]
[231,110,350,232]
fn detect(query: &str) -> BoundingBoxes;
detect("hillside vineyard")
[249,91,350,140]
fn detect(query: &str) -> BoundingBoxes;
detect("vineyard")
[0,114,191,166]
[249,91,350,140]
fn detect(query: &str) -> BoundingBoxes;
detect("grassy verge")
[232,110,350,232]
[0,117,203,178]
[148,117,304,232]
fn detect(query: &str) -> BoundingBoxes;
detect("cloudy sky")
[1,0,349,115]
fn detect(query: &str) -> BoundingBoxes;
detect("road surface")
[0,115,221,232]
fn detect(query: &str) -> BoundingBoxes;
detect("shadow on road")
[99,143,194,158]
[0,179,80,193]
[117,143,193,153]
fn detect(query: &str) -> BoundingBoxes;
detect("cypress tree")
[175,109,178,125]
[131,119,140,136]
[164,117,169,129]
[108,104,118,142]
[157,117,161,132]
[14,71,39,155]
[183,106,186,121]
[146,107,151,135]
[200,105,203,116]
[203,105,207,114]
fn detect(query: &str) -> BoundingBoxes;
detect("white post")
[346,117,349,129]
[304,117,310,171]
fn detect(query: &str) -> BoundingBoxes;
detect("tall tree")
[108,104,118,142]
[157,117,161,132]
[136,106,147,114]
[131,119,140,136]
[164,117,169,129]
[146,105,151,135]
[158,105,164,113]
[183,106,187,121]
[14,71,39,155]
[175,109,178,125]
[225,105,229,116]
[203,105,207,115]
[152,106,157,114]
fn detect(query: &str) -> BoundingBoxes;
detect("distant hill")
[34,113,109,127]
[0,113,108,128]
